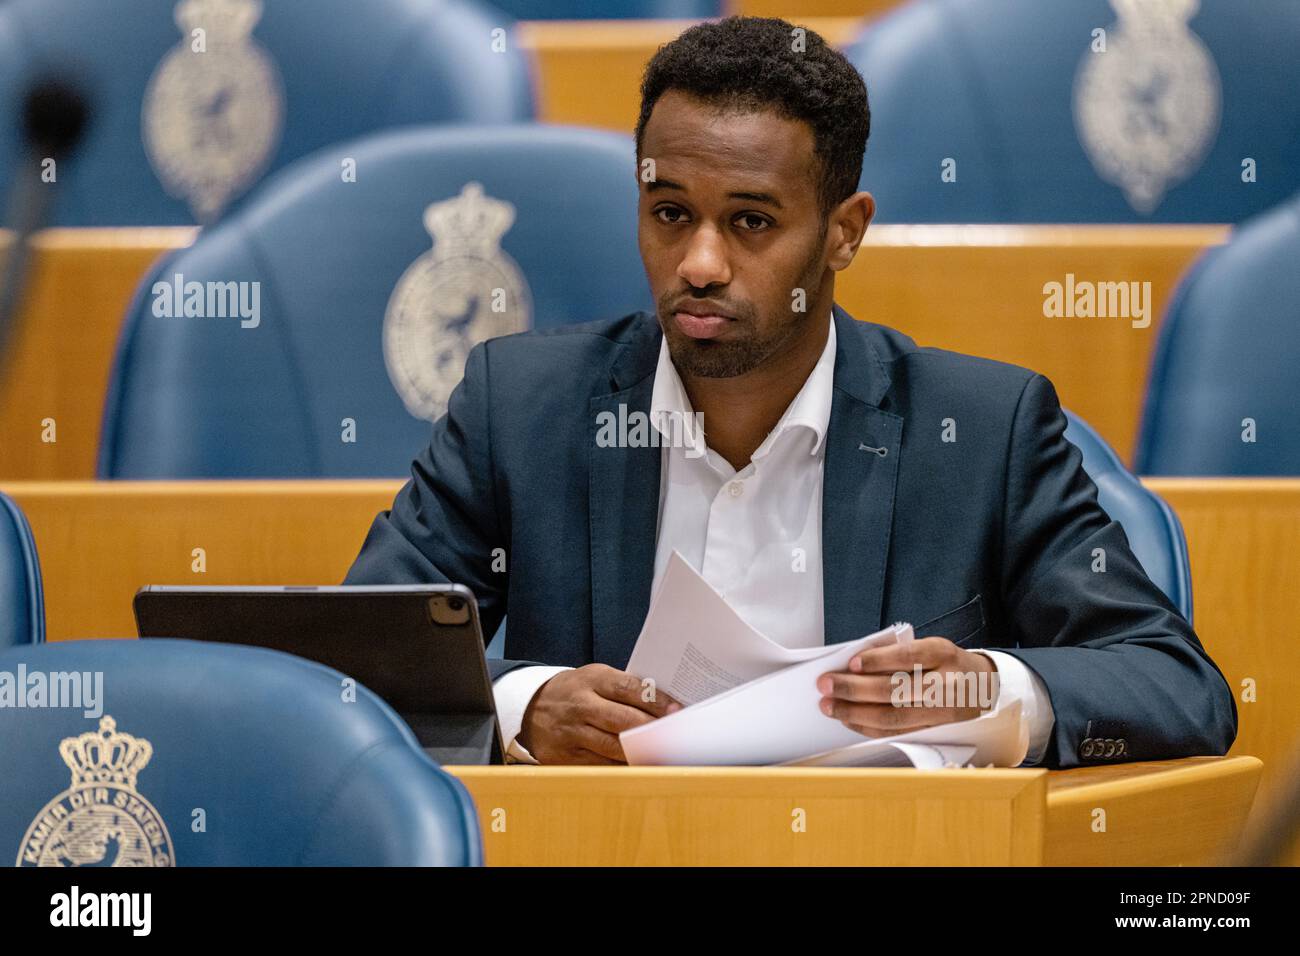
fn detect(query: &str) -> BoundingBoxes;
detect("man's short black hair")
[635,16,870,218]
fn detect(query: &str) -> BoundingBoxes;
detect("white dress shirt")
[494,317,1055,765]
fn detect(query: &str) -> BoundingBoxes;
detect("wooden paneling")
[734,1,901,20]
[0,225,1222,478]
[0,480,399,638]
[0,228,196,480]
[517,17,864,133]
[841,225,1227,463]
[1146,478,1300,866]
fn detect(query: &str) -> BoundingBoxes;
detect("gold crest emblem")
[1073,0,1221,214]
[16,716,175,867]
[383,183,533,421]
[142,0,285,222]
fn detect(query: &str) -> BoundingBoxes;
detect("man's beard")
[657,252,824,379]
[672,342,763,377]
[658,301,771,378]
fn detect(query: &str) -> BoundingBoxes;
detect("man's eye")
[735,213,771,231]
[654,206,687,224]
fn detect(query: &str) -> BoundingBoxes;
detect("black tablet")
[134,584,503,765]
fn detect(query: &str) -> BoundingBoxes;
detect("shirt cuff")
[492,665,572,765]
[971,649,1056,766]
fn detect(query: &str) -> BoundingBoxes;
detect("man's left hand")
[816,637,1000,738]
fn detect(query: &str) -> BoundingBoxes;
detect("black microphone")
[23,79,91,159]
[0,78,91,375]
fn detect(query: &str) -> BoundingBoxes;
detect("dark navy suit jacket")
[346,306,1237,768]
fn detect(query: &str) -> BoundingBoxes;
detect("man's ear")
[826,191,876,272]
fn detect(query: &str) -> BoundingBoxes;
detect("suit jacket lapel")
[589,315,662,669]
[822,306,904,644]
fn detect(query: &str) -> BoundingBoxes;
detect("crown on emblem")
[58,716,154,789]
[1111,0,1197,29]
[423,182,516,256]
[174,0,263,39]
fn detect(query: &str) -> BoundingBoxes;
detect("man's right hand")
[516,663,681,765]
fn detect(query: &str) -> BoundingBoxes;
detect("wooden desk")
[0,478,1293,861]
[443,756,1260,866]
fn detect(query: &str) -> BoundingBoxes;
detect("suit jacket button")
[1080,738,1094,758]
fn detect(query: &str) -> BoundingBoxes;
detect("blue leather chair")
[490,0,718,17]
[0,639,481,866]
[0,491,44,647]
[1136,193,1300,475]
[844,0,1300,222]
[1064,410,1192,622]
[0,0,533,225]
[99,123,651,477]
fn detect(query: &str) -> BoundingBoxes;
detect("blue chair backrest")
[0,492,44,647]
[1064,410,1193,622]
[845,0,1300,223]
[0,0,533,225]
[99,123,651,477]
[0,639,481,866]
[1136,193,1300,475]
[490,0,718,17]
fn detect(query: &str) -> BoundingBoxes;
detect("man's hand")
[816,637,1000,738]
[517,664,682,764]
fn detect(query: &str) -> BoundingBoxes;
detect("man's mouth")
[671,305,736,341]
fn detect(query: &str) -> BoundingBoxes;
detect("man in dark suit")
[346,16,1236,767]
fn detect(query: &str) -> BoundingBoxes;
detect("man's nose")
[677,225,732,290]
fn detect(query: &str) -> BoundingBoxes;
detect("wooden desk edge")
[8,476,1298,498]
[1046,755,1262,807]
[445,764,1048,795]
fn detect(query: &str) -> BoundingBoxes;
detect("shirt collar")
[649,315,837,460]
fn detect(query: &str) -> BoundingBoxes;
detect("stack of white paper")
[618,552,1029,768]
